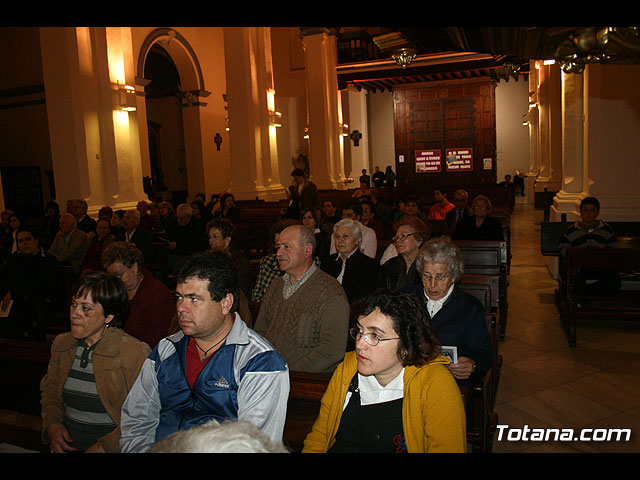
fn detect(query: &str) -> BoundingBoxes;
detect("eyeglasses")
[350,328,399,346]
[422,273,450,283]
[392,232,418,243]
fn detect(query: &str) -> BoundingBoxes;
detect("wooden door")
[393,78,496,192]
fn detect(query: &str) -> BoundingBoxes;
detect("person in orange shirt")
[427,186,455,221]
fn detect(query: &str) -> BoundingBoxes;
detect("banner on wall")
[445,148,473,171]
[415,150,441,173]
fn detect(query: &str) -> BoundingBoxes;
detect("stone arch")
[137,28,206,93]
[136,28,210,200]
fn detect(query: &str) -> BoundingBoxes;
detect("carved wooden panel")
[393,78,496,190]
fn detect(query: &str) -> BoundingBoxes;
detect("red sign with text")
[415,150,441,173]
[445,148,473,171]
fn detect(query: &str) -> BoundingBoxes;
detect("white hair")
[149,419,290,453]
[333,218,363,243]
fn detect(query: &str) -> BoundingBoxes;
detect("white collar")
[357,369,405,406]
[423,283,455,316]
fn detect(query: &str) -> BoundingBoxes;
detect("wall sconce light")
[269,111,282,127]
[303,126,310,139]
[118,82,137,112]
[341,123,349,137]
[266,88,282,127]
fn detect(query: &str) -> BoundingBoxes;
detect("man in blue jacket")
[120,251,289,453]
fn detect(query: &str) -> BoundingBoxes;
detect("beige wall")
[1,26,639,221]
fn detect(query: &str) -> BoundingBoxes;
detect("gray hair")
[454,189,469,201]
[176,203,193,217]
[60,213,77,226]
[333,218,362,244]
[296,223,317,255]
[149,419,289,453]
[415,236,464,282]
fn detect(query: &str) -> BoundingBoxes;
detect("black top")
[408,284,494,388]
[378,255,421,292]
[321,249,380,305]
[328,374,406,453]
[452,215,504,241]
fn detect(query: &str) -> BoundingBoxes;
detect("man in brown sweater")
[253,225,350,373]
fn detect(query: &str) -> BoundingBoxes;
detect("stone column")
[223,27,284,200]
[40,26,146,216]
[552,70,586,222]
[300,28,346,189]
[535,63,563,194]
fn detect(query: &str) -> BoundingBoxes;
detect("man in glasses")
[444,189,471,232]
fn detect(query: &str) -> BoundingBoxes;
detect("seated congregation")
[0,174,516,453]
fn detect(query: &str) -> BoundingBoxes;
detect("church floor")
[491,203,640,453]
[2,204,640,453]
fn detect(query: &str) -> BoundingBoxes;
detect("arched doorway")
[144,44,187,203]
[137,28,209,205]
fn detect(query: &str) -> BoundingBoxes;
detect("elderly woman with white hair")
[408,236,493,388]
[320,218,379,305]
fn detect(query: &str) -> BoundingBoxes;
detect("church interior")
[1,26,640,454]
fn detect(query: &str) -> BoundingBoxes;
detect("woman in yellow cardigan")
[302,290,466,453]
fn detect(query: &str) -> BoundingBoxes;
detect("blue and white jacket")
[119,315,289,453]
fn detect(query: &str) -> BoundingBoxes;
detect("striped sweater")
[559,220,618,256]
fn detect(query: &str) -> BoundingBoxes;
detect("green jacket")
[40,327,150,452]
[302,351,466,453]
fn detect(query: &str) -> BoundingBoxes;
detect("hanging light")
[391,47,417,69]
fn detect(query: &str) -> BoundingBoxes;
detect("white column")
[300,28,346,189]
[223,27,284,200]
[40,26,146,216]
[552,69,587,222]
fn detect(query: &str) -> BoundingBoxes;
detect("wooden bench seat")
[562,246,640,347]
[458,274,502,452]
[283,371,330,452]
[455,240,509,340]
[0,338,51,417]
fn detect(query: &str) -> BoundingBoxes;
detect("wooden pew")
[459,273,502,372]
[455,240,509,340]
[541,221,640,257]
[562,247,640,347]
[541,220,640,312]
[283,371,330,452]
[458,274,502,452]
[0,338,50,417]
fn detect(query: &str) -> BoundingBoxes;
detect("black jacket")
[408,284,494,387]
[321,250,379,305]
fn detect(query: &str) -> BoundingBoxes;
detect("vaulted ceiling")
[328,27,640,92]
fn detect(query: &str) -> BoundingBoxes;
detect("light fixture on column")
[118,81,137,112]
[266,88,282,127]
[269,111,282,127]
[341,123,349,137]
[303,126,310,139]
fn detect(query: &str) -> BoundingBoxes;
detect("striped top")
[61,340,117,451]
[559,220,618,256]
